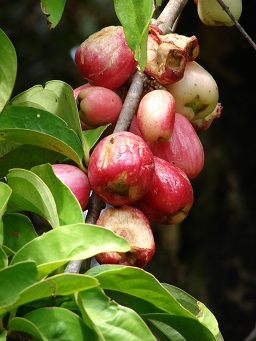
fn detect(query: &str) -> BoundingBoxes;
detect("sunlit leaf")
[6,168,59,228]
[0,28,17,112]
[31,163,84,226]
[0,106,86,171]
[0,247,8,270]
[0,181,12,244]
[40,0,66,28]
[3,213,38,253]
[113,0,154,71]
[77,286,156,341]
[10,224,130,278]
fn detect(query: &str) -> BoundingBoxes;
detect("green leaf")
[0,28,17,112]
[31,163,84,226]
[0,271,98,315]
[7,168,59,228]
[10,224,130,278]
[40,0,66,28]
[113,0,154,71]
[0,181,12,244]
[0,106,85,171]
[3,213,38,252]
[197,302,224,341]
[0,143,67,178]
[0,330,7,340]
[147,319,186,341]
[11,306,98,340]
[86,265,219,341]
[0,247,8,270]
[0,261,39,312]
[77,286,156,341]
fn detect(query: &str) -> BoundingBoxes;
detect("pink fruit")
[78,86,122,127]
[75,26,136,90]
[52,164,90,210]
[88,131,155,206]
[95,205,155,268]
[137,157,194,225]
[147,113,204,179]
[73,83,91,100]
[137,89,176,141]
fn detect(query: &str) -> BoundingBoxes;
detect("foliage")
[0,3,224,340]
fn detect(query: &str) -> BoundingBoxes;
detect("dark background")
[1,1,255,340]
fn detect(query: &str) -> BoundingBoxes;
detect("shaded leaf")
[9,317,46,341]
[10,224,130,278]
[0,28,17,112]
[0,272,98,315]
[31,163,84,226]
[0,106,85,171]
[7,168,59,228]
[77,286,156,341]
[0,181,12,244]
[3,213,38,252]
[41,0,66,28]
[0,247,8,270]
[113,0,154,71]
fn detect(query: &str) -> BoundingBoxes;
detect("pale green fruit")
[197,0,242,26]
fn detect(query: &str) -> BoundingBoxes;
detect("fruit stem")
[216,0,256,51]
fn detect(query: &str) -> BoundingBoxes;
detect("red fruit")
[95,205,155,268]
[52,164,90,210]
[78,86,122,127]
[137,90,176,141]
[88,131,155,206]
[75,26,136,90]
[137,157,194,225]
[73,83,91,100]
[147,113,204,179]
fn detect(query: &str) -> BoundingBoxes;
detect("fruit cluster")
[55,25,222,269]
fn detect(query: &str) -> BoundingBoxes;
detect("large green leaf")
[0,28,17,112]
[31,163,84,226]
[0,143,67,178]
[0,270,98,315]
[0,247,8,270]
[10,224,130,278]
[77,286,156,341]
[0,106,86,171]
[41,0,66,28]
[0,182,12,245]
[3,213,38,253]
[86,265,219,341]
[6,168,59,228]
[113,0,154,71]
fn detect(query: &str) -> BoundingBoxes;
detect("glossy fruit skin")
[52,164,90,210]
[137,90,176,141]
[95,205,155,268]
[88,131,155,207]
[137,157,194,225]
[78,86,122,127]
[75,26,136,90]
[131,113,204,179]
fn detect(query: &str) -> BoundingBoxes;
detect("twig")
[216,0,256,51]
[156,0,188,33]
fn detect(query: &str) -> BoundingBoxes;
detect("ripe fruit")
[166,61,219,125]
[137,157,194,225]
[137,90,176,141]
[147,113,204,179]
[197,0,242,26]
[95,205,155,268]
[88,131,155,207]
[52,164,90,210]
[78,86,123,127]
[73,83,91,99]
[75,26,136,90]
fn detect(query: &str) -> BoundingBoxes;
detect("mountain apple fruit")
[95,205,155,268]
[147,113,204,179]
[166,61,219,124]
[144,27,199,85]
[88,131,155,206]
[77,86,122,127]
[137,157,194,225]
[137,89,176,141]
[73,83,91,100]
[52,164,90,210]
[75,26,136,90]
[197,0,242,26]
